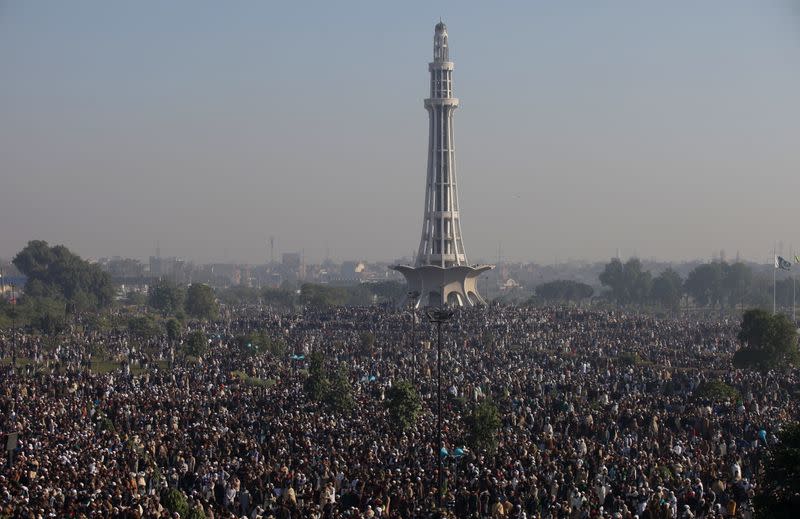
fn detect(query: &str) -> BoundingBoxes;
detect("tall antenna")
[269,236,275,265]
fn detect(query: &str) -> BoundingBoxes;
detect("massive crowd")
[1,304,798,518]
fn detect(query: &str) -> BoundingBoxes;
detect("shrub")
[464,400,501,454]
[618,352,643,367]
[162,488,189,517]
[694,379,740,402]
[386,380,422,434]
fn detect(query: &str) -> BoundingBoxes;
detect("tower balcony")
[429,210,459,218]
[429,61,454,71]
[420,252,467,266]
[424,98,459,108]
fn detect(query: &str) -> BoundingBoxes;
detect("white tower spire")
[417,21,467,268]
[392,22,494,307]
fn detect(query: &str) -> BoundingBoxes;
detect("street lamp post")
[426,306,454,508]
[10,283,17,368]
[407,291,420,377]
[441,446,466,504]
[452,447,465,495]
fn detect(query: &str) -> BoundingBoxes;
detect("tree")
[13,240,114,308]
[300,283,347,308]
[464,400,501,454]
[187,507,207,519]
[262,287,297,312]
[618,351,643,367]
[343,284,374,306]
[685,262,729,308]
[82,312,113,334]
[235,330,287,357]
[127,315,162,340]
[21,297,67,335]
[304,351,330,403]
[148,279,185,316]
[625,258,652,306]
[185,330,210,358]
[733,309,799,370]
[599,258,626,303]
[775,278,796,310]
[69,290,96,315]
[162,488,190,518]
[724,262,753,310]
[650,268,683,311]
[599,258,651,306]
[216,285,261,306]
[745,275,773,310]
[754,422,800,518]
[166,318,181,344]
[386,380,422,434]
[325,364,355,414]
[125,291,147,307]
[12,240,54,281]
[694,379,740,403]
[0,300,12,329]
[185,284,219,320]
[368,281,407,303]
[534,280,593,303]
[738,309,774,349]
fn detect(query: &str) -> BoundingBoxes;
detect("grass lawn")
[1,356,172,376]
[231,370,276,388]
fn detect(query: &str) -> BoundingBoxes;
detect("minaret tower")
[392,22,493,307]
[418,21,466,268]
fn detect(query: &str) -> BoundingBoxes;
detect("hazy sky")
[2,1,800,265]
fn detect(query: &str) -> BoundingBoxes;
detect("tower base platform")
[391,264,494,308]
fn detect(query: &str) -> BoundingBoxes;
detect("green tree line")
[215,281,407,310]
[0,241,115,333]
[598,258,785,312]
[147,279,219,320]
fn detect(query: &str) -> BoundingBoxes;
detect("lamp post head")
[407,291,421,310]
[426,307,454,323]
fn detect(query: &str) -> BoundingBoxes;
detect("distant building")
[282,253,301,269]
[281,252,305,280]
[148,256,189,282]
[340,261,366,280]
[102,257,145,278]
[149,256,164,277]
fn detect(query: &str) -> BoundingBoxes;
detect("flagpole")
[773,243,777,315]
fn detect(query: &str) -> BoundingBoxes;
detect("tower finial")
[433,21,448,61]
